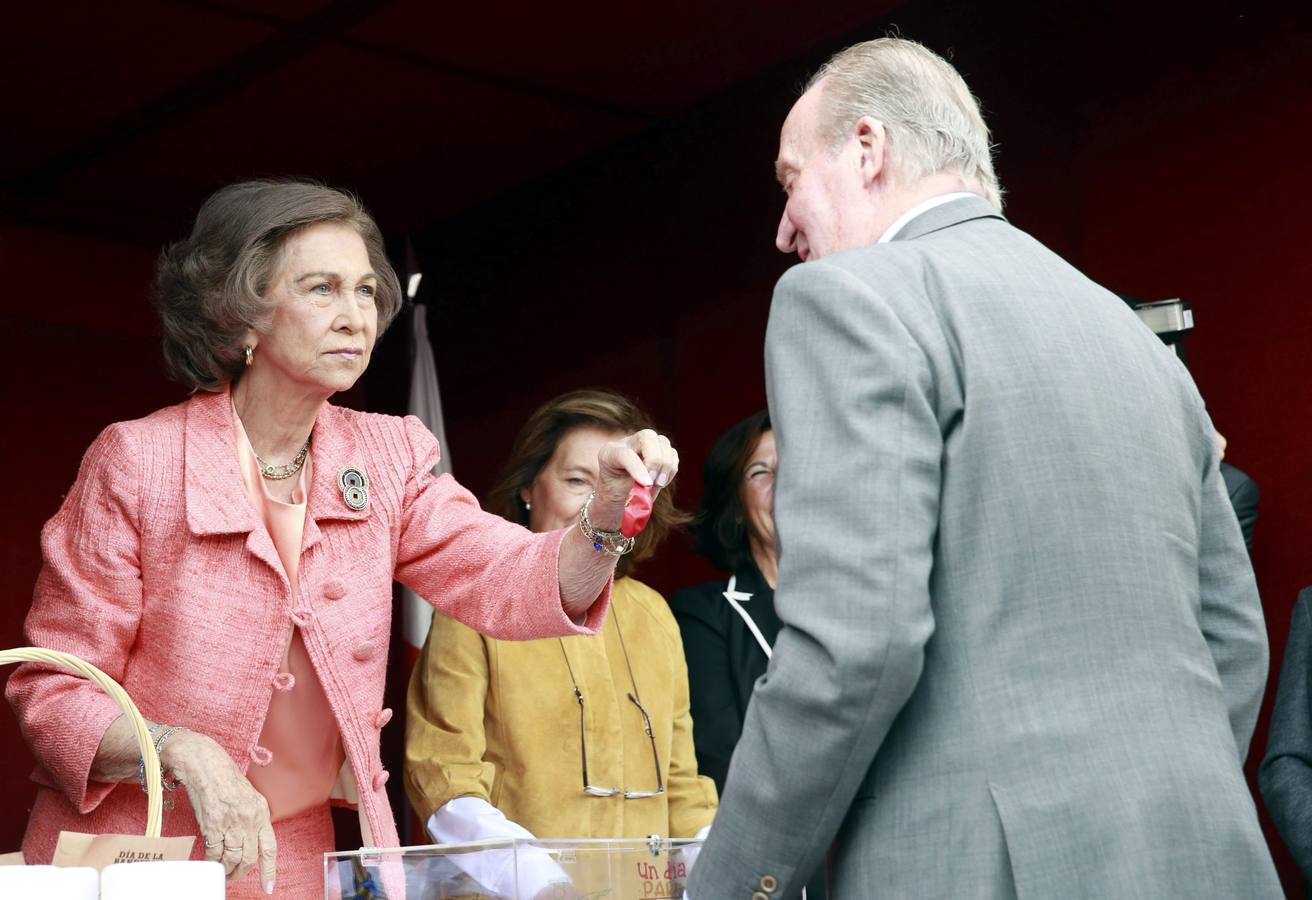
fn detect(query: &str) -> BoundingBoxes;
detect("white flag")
[402,302,452,655]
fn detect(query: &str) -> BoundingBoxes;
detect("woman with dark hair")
[405,389,717,898]
[670,412,827,898]
[5,181,678,898]
[670,411,776,791]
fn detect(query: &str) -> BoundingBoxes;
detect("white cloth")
[877,191,980,243]
[680,824,712,867]
[432,799,712,898]
[428,797,569,898]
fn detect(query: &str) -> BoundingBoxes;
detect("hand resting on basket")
[93,715,277,893]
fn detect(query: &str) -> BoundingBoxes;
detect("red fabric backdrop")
[2,8,1308,894]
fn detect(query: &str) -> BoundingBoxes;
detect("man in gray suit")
[687,38,1279,899]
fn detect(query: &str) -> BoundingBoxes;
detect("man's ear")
[854,116,888,187]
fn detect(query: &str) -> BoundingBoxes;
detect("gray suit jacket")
[687,197,1278,900]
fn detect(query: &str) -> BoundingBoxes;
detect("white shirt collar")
[877,191,980,244]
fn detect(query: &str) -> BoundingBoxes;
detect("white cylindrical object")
[0,865,98,899]
[100,860,226,898]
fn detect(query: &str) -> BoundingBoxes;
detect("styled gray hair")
[154,179,403,392]
[806,37,1003,211]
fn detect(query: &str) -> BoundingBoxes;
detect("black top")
[670,562,780,793]
[1259,587,1312,896]
[1220,462,1259,553]
[671,563,828,900]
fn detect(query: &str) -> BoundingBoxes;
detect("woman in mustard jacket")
[405,390,717,897]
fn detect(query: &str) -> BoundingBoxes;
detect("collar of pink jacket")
[185,387,370,564]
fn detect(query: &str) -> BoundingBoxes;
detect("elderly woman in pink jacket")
[5,180,678,898]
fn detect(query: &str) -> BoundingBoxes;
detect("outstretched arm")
[394,420,677,638]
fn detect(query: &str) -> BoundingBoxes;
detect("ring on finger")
[204,837,222,849]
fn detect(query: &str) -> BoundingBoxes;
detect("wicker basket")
[0,647,162,837]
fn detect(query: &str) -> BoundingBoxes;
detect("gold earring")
[245,346,254,367]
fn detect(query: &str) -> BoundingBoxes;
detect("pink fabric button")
[290,609,311,627]
[250,745,273,767]
[352,642,377,662]
[271,672,295,692]
[374,708,393,729]
[322,581,346,601]
[372,769,389,792]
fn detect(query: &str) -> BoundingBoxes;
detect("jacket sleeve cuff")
[57,696,126,814]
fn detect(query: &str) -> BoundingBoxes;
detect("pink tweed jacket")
[6,387,609,864]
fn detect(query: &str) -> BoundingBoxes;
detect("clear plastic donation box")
[325,836,701,899]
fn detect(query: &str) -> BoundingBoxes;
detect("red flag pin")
[620,482,654,538]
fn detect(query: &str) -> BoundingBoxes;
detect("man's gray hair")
[806,37,1003,211]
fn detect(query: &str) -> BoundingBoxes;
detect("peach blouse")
[233,410,346,821]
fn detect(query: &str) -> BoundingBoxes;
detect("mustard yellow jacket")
[405,577,717,839]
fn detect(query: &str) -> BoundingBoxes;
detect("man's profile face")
[774,84,869,261]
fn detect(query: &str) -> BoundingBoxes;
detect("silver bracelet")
[578,492,635,556]
[154,726,186,791]
[139,724,186,793]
